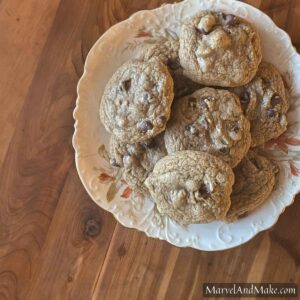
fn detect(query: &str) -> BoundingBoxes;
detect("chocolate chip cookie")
[141,38,202,98]
[145,151,234,225]
[109,134,167,193]
[164,87,251,167]
[230,62,289,147]
[100,59,174,143]
[226,151,278,222]
[179,11,262,87]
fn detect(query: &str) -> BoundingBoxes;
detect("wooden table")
[0,0,299,299]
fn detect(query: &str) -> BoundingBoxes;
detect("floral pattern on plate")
[73,0,300,250]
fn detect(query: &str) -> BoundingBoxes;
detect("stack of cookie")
[100,11,288,225]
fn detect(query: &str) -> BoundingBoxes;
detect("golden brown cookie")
[226,151,278,222]
[100,59,174,143]
[141,38,202,98]
[179,11,262,87]
[109,134,166,193]
[230,62,289,146]
[164,87,251,167]
[145,151,234,225]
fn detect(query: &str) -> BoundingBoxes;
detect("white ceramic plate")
[73,0,300,251]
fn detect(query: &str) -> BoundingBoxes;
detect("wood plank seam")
[91,222,119,299]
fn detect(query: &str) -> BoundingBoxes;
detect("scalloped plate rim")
[73,0,300,251]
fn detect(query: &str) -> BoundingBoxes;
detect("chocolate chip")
[124,150,131,157]
[158,116,167,125]
[198,183,210,198]
[267,109,276,118]
[262,78,270,86]
[199,118,209,130]
[271,93,282,107]
[226,121,239,133]
[141,139,156,149]
[186,125,198,135]
[196,26,209,35]
[120,79,131,92]
[200,98,209,109]
[138,120,153,133]
[168,59,181,70]
[110,158,121,168]
[219,147,229,154]
[232,126,239,133]
[223,14,237,26]
[200,96,214,108]
[205,96,213,101]
[240,90,250,104]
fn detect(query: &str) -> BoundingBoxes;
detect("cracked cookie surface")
[109,134,167,193]
[100,59,174,143]
[145,151,234,225]
[164,87,251,167]
[179,11,262,87]
[141,38,202,98]
[226,150,278,222]
[230,62,289,146]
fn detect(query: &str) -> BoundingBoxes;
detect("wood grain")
[0,1,299,299]
[0,0,61,166]
[26,166,116,300]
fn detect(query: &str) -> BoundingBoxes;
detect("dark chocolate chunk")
[198,183,210,198]
[240,90,250,104]
[110,158,121,168]
[186,125,198,135]
[120,79,131,92]
[223,14,237,26]
[267,109,276,118]
[138,120,153,132]
[271,93,282,107]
